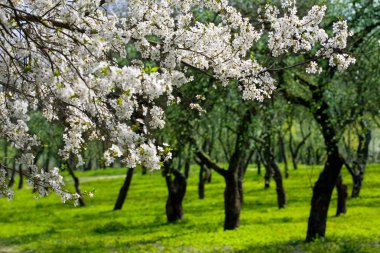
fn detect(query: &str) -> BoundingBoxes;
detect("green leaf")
[56,83,65,89]
[250,52,255,60]
[23,65,32,74]
[101,66,109,76]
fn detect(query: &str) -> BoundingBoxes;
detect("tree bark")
[8,160,17,187]
[184,157,190,179]
[352,128,371,198]
[114,168,134,210]
[198,162,211,199]
[335,174,347,216]
[263,161,271,189]
[18,164,23,189]
[271,161,287,208]
[165,168,187,222]
[224,170,241,230]
[198,163,205,199]
[196,150,241,230]
[306,148,343,241]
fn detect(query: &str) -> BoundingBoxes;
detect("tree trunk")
[184,157,190,179]
[351,173,362,198]
[224,171,241,230]
[114,168,134,210]
[256,153,261,175]
[351,128,371,198]
[271,162,286,208]
[335,174,347,216]
[18,164,23,189]
[198,162,211,199]
[306,148,343,241]
[67,155,85,207]
[8,160,17,187]
[263,160,271,189]
[196,150,242,231]
[166,169,187,222]
[198,164,205,200]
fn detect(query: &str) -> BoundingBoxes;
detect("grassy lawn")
[0,164,379,253]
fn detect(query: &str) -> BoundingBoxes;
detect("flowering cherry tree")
[0,0,354,204]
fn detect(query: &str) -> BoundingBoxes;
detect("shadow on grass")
[237,236,380,253]
[0,228,57,247]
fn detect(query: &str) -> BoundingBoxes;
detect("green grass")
[0,164,379,252]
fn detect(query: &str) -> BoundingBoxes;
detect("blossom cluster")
[0,0,354,201]
[261,2,355,73]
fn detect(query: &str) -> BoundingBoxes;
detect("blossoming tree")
[0,0,355,239]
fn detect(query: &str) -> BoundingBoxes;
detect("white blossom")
[0,0,355,202]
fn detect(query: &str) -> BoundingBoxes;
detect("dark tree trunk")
[184,157,190,179]
[271,162,287,208]
[306,148,343,241]
[352,128,371,198]
[18,164,23,189]
[263,162,271,189]
[256,153,261,175]
[8,160,17,187]
[114,168,134,210]
[335,174,347,216]
[165,169,187,222]
[198,162,211,199]
[198,163,205,200]
[261,130,287,208]
[67,156,85,207]
[198,162,205,199]
[223,170,241,230]
[196,107,253,231]
[196,150,242,231]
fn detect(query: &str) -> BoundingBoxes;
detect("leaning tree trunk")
[335,173,347,216]
[114,168,134,210]
[306,148,343,241]
[165,168,187,222]
[67,156,85,207]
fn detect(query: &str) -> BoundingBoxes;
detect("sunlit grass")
[0,164,379,252]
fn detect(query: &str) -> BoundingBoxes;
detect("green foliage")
[0,164,380,252]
